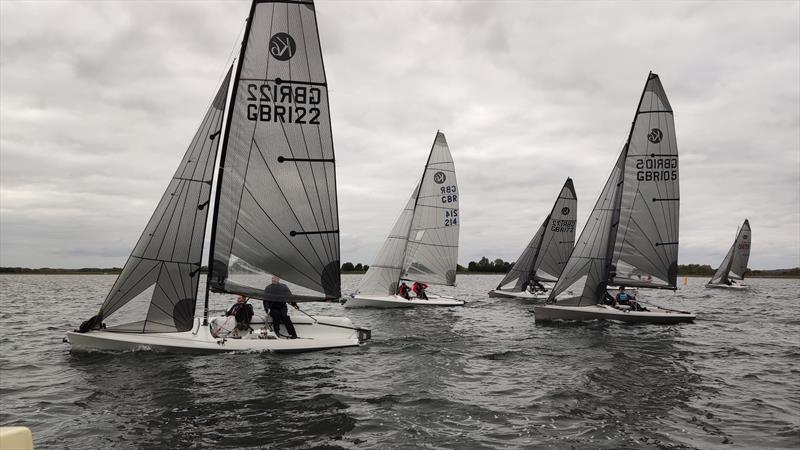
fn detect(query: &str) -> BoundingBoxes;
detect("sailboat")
[533,72,695,324]
[705,219,751,289]
[66,0,370,353]
[344,132,464,308]
[488,178,577,300]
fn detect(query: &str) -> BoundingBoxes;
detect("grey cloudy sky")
[1,1,798,270]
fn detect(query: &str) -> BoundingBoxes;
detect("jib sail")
[98,69,232,332]
[356,183,420,296]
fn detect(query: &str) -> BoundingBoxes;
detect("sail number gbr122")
[245,83,322,124]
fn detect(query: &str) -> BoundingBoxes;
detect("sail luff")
[204,3,257,323]
[604,72,653,289]
[397,131,438,289]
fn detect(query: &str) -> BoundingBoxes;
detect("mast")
[604,71,653,290]
[203,1,256,325]
[396,131,439,290]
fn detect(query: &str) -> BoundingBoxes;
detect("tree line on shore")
[2,263,798,278]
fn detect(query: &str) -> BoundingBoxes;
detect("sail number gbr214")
[245,83,321,124]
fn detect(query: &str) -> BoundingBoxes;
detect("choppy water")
[0,274,798,449]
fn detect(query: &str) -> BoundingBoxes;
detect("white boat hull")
[344,294,464,308]
[533,304,695,324]
[66,316,368,354]
[488,289,549,300]
[705,283,749,290]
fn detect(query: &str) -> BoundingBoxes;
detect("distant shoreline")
[1,268,797,278]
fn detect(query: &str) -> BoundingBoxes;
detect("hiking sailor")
[263,276,299,339]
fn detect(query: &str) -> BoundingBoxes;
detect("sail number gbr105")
[245,83,322,124]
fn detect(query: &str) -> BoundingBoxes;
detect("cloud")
[1,1,798,270]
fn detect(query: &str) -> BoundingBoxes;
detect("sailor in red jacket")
[412,281,429,300]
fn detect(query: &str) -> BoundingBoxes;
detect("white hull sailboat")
[705,219,752,290]
[488,290,550,300]
[488,178,577,302]
[705,282,748,290]
[534,73,694,324]
[346,132,464,309]
[68,316,366,354]
[345,294,463,308]
[533,304,694,324]
[66,0,370,352]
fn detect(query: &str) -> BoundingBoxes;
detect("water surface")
[0,274,798,448]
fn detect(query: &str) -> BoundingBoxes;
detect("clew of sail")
[610,73,679,290]
[356,183,420,296]
[210,0,340,303]
[402,132,460,286]
[98,68,232,332]
[496,178,577,291]
[548,151,625,306]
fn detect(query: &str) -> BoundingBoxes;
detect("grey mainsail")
[209,0,340,303]
[402,132,460,286]
[610,74,680,290]
[548,72,680,306]
[496,178,577,291]
[98,68,232,332]
[709,219,751,284]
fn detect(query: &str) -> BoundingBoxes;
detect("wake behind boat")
[488,178,576,301]
[66,0,370,352]
[345,132,464,308]
[534,72,694,324]
[705,219,752,290]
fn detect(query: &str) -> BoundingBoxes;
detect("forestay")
[99,69,232,332]
[210,0,340,302]
[402,132,460,286]
[496,178,577,291]
[709,219,751,283]
[548,72,680,306]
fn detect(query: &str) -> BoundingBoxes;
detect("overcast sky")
[1,0,798,270]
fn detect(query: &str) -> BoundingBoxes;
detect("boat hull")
[533,304,695,324]
[344,294,464,308]
[705,283,749,290]
[488,289,548,300]
[65,316,367,354]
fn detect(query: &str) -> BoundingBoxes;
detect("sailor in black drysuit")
[263,275,299,339]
